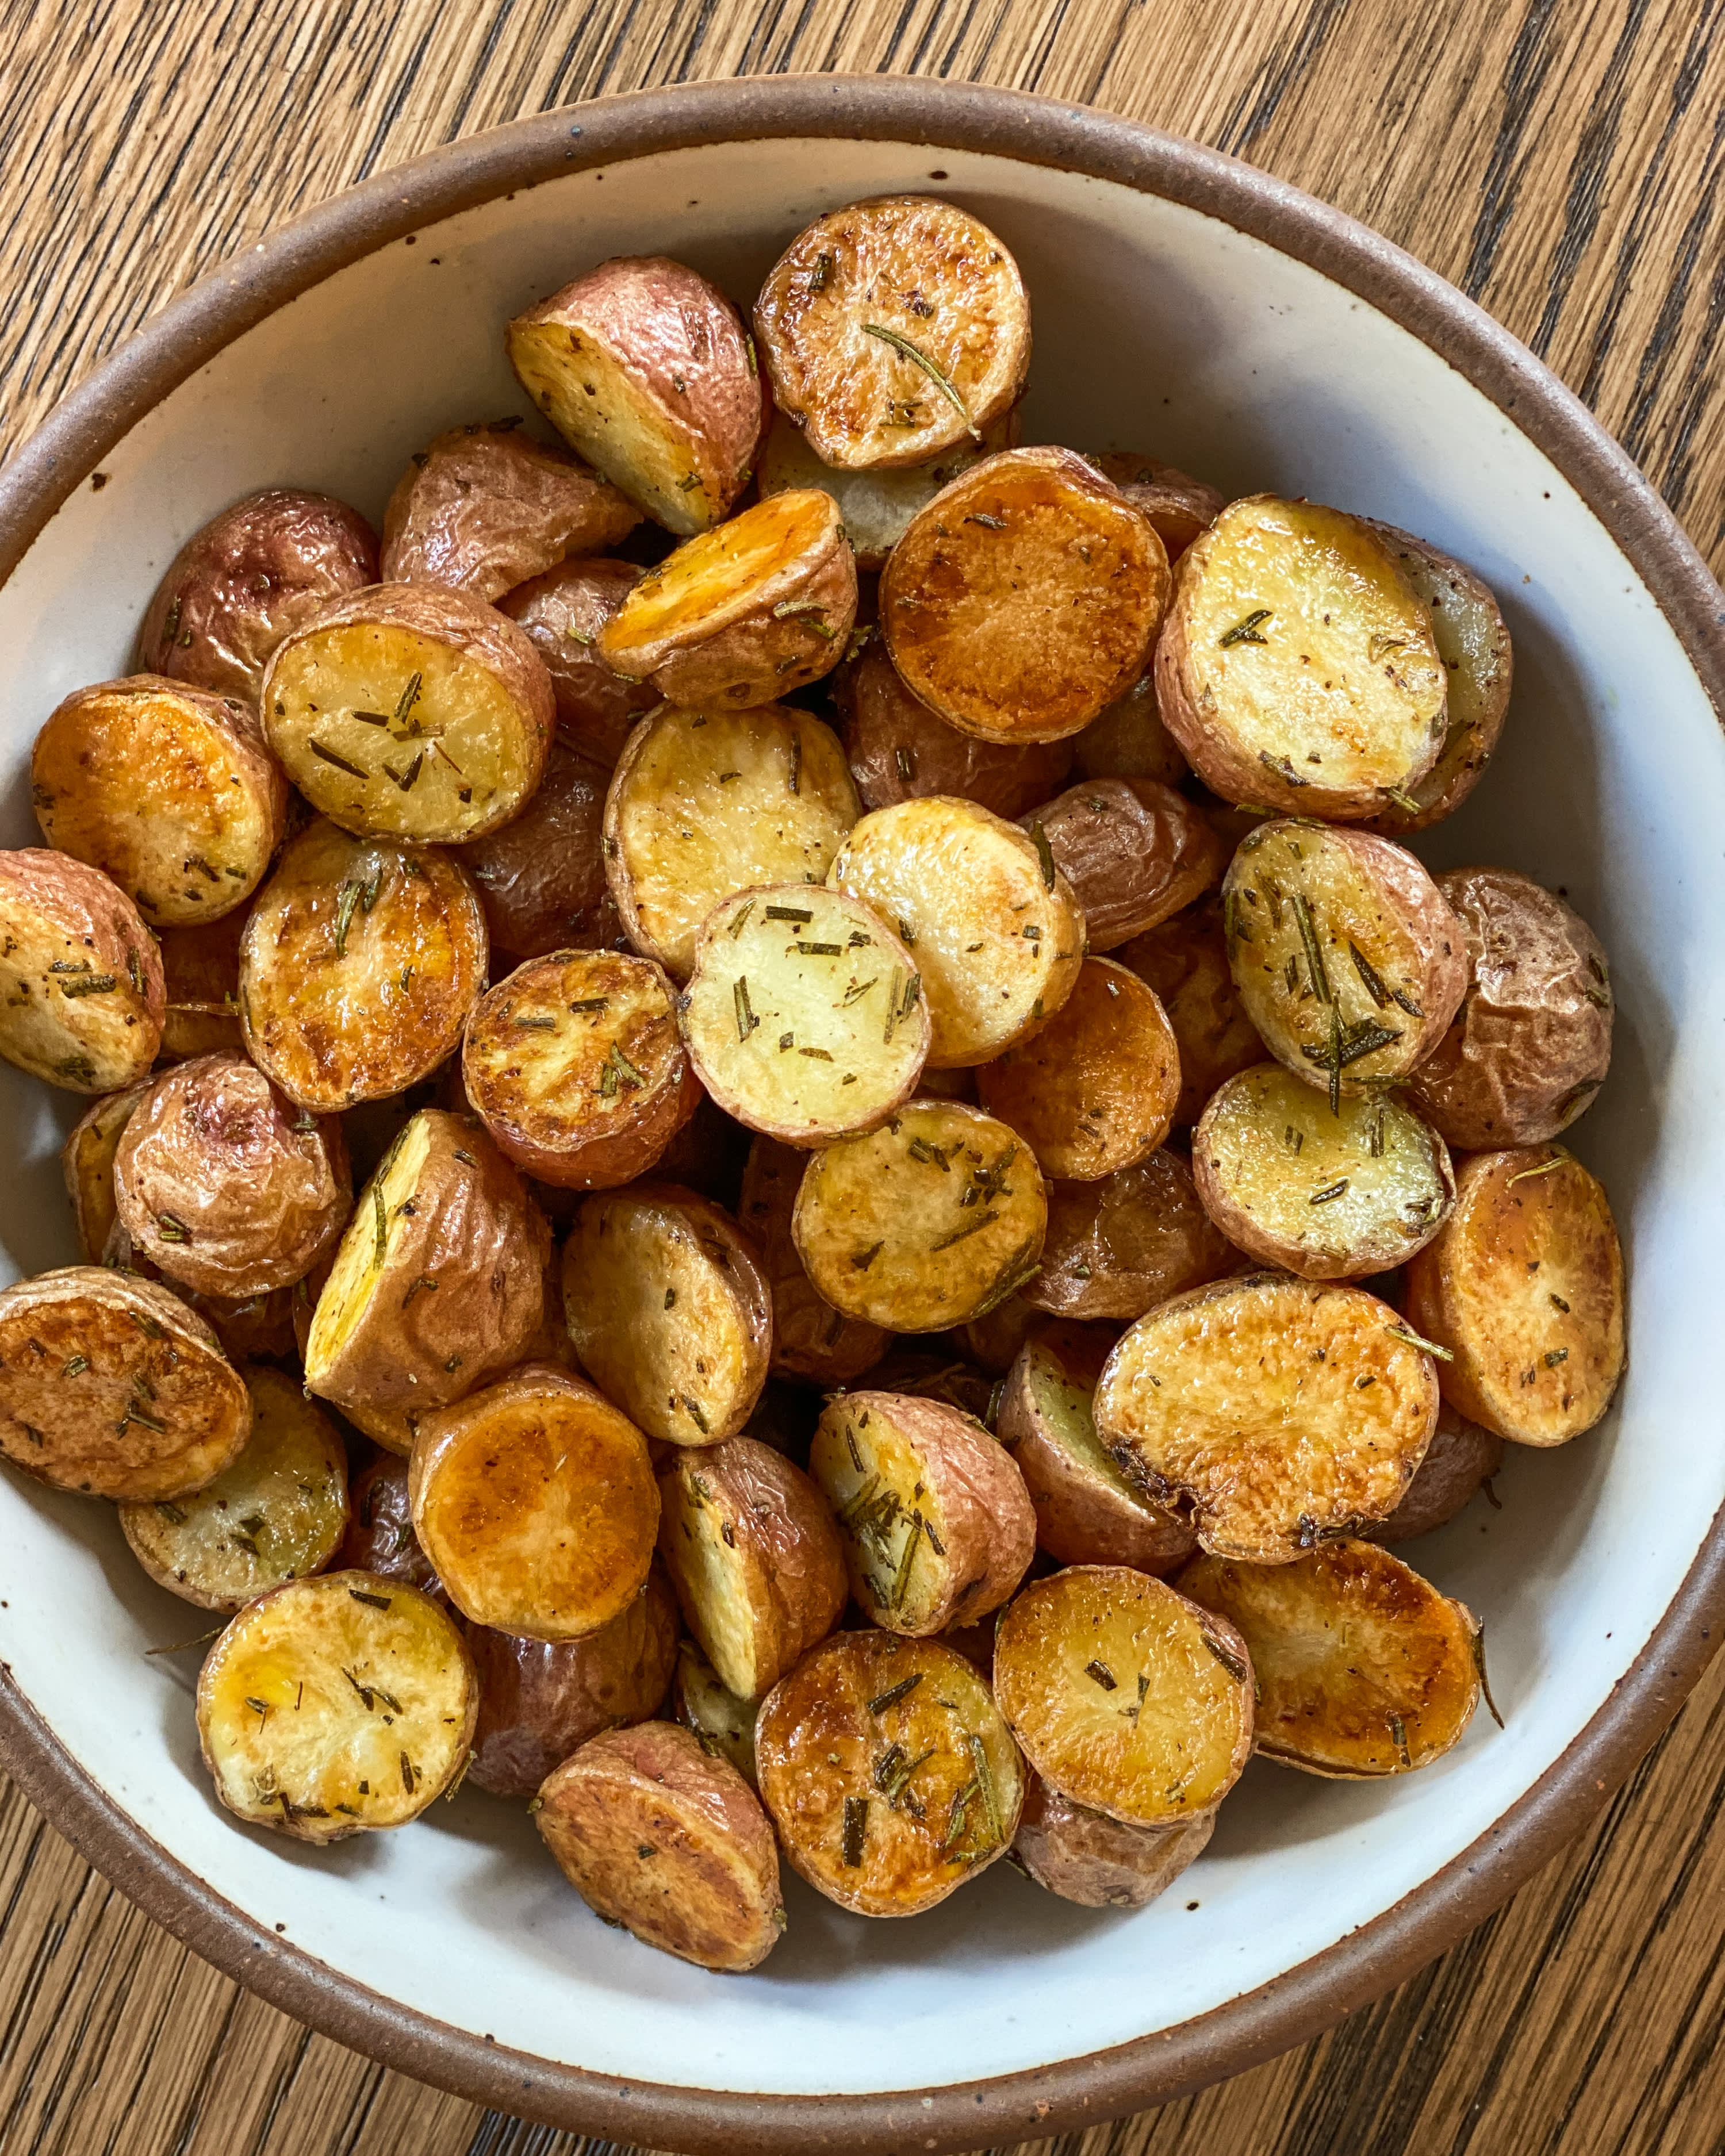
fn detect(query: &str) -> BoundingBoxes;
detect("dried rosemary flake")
[764,904,813,922]
[59,972,117,998]
[1381,785,1423,814]
[931,1210,997,1251]
[967,1733,1002,1847]
[1506,1154,1569,1188]
[889,1513,924,1608]
[372,1183,388,1265]
[333,878,363,958]
[568,995,610,1013]
[1544,1347,1569,1368]
[733,976,758,1042]
[1308,1179,1350,1205]
[310,741,366,779]
[1260,750,1308,787]
[515,1012,557,1031]
[787,731,802,796]
[1389,1712,1411,1768]
[895,746,914,782]
[851,1242,884,1271]
[795,941,844,956]
[1219,607,1271,647]
[1030,822,1056,891]
[1084,1659,1117,1692]
[964,512,1006,530]
[1203,1632,1249,1686]
[154,1498,185,1524]
[348,1588,393,1610]
[868,1674,923,1716]
[841,1794,869,1866]
[393,672,422,723]
[728,898,756,939]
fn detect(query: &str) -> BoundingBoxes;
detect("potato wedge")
[562,1184,772,1446]
[1014,1771,1213,1908]
[339,1452,443,1596]
[1070,673,1190,787]
[992,1567,1253,1827]
[738,1135,887,1387]
[497,557,661,763]
[1023,778,1224,951]
[755,1629,1023,1917]
[457,742,623,960]
[1177,1540,1482,1776]
[1094,1274,1440,1562]
[0,1267,249,1500]
[508,256,763,534]
[1403,1144,1625,1446]
[1117,896,1263,1130]
[195,1570,476,1842]
[671,1637,760,1786]
[976,956,1180,1180]
[604,703,859,979]
[754,195,1028,470]
[810,1388,1034,1634]
[792,1099,1046,1332]
[113,1052,352,1297]
[1223,819,1467,1103]
[757,406,1018,567]
[827,796,1084,1068]
[597,490,856,708]
[158,913,247,1062]
[1083,452,1226,561]
[537,1722,784,1970]
[462,950,699,1189]
[1023,1148,1239,1322]
[1406,867,1613,1149]
[240,820,487,1111]
[120,1365,347,1610]
[1155,496,1448,818]
[62,1081,150,1261]
[262,582,553,844]
[0,849,164,1091]
[881,448,1167,743]
[1193,1062,1454,1280]
[1363,1403,1504,1544]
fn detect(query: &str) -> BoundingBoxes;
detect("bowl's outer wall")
[1,80,1723,2156]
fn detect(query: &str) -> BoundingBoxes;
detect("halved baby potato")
[881,448,1168,743]
[1364,1402,1504,1544]
[738,1134,888,1386]
[0,849,164,1092]
[992,1567,1254,1827]
[1193,1063,1454,1280]
[157,913,247,1062]
[672,1637,760,1786]
[496,557,661,764]
[262,582,554,843]
[1118,895,1264,1129]
[1014,1770,1213,1909]
[809,1388,1035,1633]
[1023,779,1223,951]
[457,741,622,961]
[1178,1539,1483,1776]
[120,1365,348,1610]
[1071,672,1190,787]
[1082,451,1226,561]
[1023,1147,1239,1322]
[757,406,1017,567]
[195,1569,477,1842]
[561,1183,772,1446]
[755,1629,1024,1917]
[62,1081,150,1261]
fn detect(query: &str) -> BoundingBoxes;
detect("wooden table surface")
[2,3,1723,2152]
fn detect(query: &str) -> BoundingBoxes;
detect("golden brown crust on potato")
[1023,1148,1239,1322]
[1363,1402,1504,1544]
[496,557,661,763]
[1117,896,1264,1129]
[757,407,1018,568]
[738,1135,888,1386]
[1024,778,1224,950]
[671,1638,760,1785]
[156,913,247,1062]
[1014,1770,1213,1907]
[1403,1144,1625,1447]
[0,849,164,1092]
[339,1452,443,1595]
[62,1081,150,1261]
[1083,452,1226,561]
[456,742,624,960]
[881,448,1168,744]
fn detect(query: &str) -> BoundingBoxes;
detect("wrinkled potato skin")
[135,489,379,704]
[63,1081,150,1261]
[496,557,660,763]
[1363,1403,1504,1544]
[0,849,164,1092]
[1014,1770,1213,1908]
[1025,1148,1239,1321]
[739,1135,889,1386]
[158,914,247,1062]
[1070,673,1190,787]
[456,741,623,960]
[339,1452,444,1595]
[836,636,1073,816]
[1084,452,1226,561]
[1406,868,1613,1150]
[1024,778,1224,951]
[1118,896,1263,1129]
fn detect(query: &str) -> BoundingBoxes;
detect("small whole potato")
[0,849,164,1092]
[1024,1148,1239,1322]
[1117,896,1264,1129]
[496,557,660,763]
[339,1452,444,1595]
[457,742,623,960]
[1022,779,1224,950]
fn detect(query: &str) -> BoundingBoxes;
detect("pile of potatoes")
[0,193,1624,1973]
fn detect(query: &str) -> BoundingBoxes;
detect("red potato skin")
[1025,1149,1243,1321]
[457,742,625,961]
[1014,1767,1214,1907]
[1021,778,1225,950]
[496,558,660,764]
[738,1136,888,1386]
[0,847,166,1088]
[338,1453,445,1597]
[1361,1403,1505,1544]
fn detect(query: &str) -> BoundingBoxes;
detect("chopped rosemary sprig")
[860,323,979,439]
[1219,608,1271,647]
[868,1674,923,1716]
[1385,1322,1453,1361]
[841,1794,868,1866]
[733,976,758,1041]
[1030,822,1056,891]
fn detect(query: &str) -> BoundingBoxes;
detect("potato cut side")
[561,1183,772,1445]
[1194,1063,1454,1280]
[992,1567,1253,1827]
[1404,1145,1624,1447]
[755,1629,1023,1917]
[672,1638,760,1786]
[1083,452,1226,562]
[1363,1403,1504,1544]
[1014,1771,1213,1908]
[792,1100,1047,1332]
[1118,896,1264,1129]
[0,1267,250,1500]
[738,1135,887,1386]
[121,1366,348,1611]
[757,406,1017,567]
[1071,673,1189,787]
[457,741,622,961]
[1155,496,1448,818]
[604,703,859,980]
[1025,1147,1239,1322]
[753,194,1030,469]
[1094,1275,1440,1563]
[881,448,1168,743]
[1223,819,1467,1103]
[1178,1540,1482,1776]
[62,1081,150,1261]
[827,796,1084,1067]
[0,847,164,1092]
[195,1570,477,1842]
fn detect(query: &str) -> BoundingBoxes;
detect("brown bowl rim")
[2,72,1723,2156]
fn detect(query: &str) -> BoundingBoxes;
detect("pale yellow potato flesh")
[671,1638,760,1786]
[756,407,1014,567]
[62,1081,150,1261]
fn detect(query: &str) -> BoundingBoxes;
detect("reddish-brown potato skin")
[135,489,379,703]
[957,1291,1120,1378]
[1083,453,1225,561]
[1014,1769,1214,1908]
[1361,1403,1504,1544]
[738,1136,888,1386]
[1025,1149,1242,1321]
[456,741,623,960]
[1117,896,1264,1129]
[338,1453,444,1595]
[1022,778,1225,950]
[0,848,166,1091]
[496,557,660,764]
[157,913,247,1062]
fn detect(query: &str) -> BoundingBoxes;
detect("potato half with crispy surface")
[1023,778,1224,951]
[1024,1148,1240,1322]
[1014,1770,1213,1909]
[1363,1403,1504,1544]
[1118,896,1264,1129]
[196,1570,476,1842]
[757,406,1018,567]
[457,742,623,960]
[497,557,660,763]
[755,1629,1023,1917]
[1178,1540,1482,1776]
[993,1567,1253,1827]
[1095,1275,1440,1562]
[0,849,164,1092]
[62,1081,150,1261]
[1404,1145,1624,1447]
[881,448,1167,743]
[1071,673,1190,787]
[158,913,247,1062]
[1083,452,1226,561]
[604,703,859,979]
[738,1135,888,1386]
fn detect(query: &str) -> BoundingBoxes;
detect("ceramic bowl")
[1,76,1722,2156]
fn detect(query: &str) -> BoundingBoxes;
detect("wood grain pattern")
[0,2,1722,2152]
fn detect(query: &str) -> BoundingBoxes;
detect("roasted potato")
[120,1365,347,1610]
[462,949,699,1188]
[671,1637,760,1785]
[649,1089,753,1210]
[1222,819,1467,1104]
[97,1207,300,1367]
[496,557,661,763]
[0,849,164,1092]
[1094,1274,1440,1562]
[792,1099,1046,1332]
[0,1267,250,1501]
[1024,778,1224,950]
[135,489,379,704]
[1014,1771,1213,1909]
[561,1183,772,1445]
[992,1567,1253,1826]
[113,1052,352,1297]
[536,1722,784,1970]
[1082,452,1226,561]
[1403,1144,1625,1447]
[738,1135,887,1386]
[976,956,1180,1181]
[1178,1540,1482,1776]
[1193,1063,1454,1280]
[507,256,763,535]
[1117,896,1263,1129]
[1070,673,1190,787]
[1406,867,1613,1149]
[754,1629,1023,1917]
[1023,1147,1239,1322]
[881,448,1167,744]
[157,912,247,1061]
[304,1110,549,1447]
[604,703,859,979]
[1363,1403,1504,1544]
[339,1451,443,1595]
[457,741,623,960]
[62,1081,150,1260]
[240,820,487,1112]
[757,406,1018,568]
[262,582,554,845]
[195,1570,477,1842]
[827,796,1084,1068]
